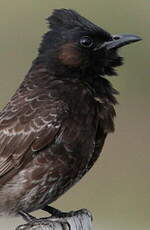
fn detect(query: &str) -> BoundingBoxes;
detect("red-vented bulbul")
[0,9,141,219]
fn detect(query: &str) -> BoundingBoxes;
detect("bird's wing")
[86,126,107,172]
[0,92,64,177]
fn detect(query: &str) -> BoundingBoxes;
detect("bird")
[0,9,141,220]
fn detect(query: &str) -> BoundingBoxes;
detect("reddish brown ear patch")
[58,43,82,67]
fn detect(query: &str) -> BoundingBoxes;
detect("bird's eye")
[79,36,93,48]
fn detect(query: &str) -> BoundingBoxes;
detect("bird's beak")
[95,34,142,50]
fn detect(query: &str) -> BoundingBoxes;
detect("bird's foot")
[18,210,54,227]
[42,205,90,218]
[17,209,69,230]
[18,210,37,222]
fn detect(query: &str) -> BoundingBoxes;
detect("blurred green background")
[0,0,149,229]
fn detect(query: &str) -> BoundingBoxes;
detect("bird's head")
[38,9,141,78]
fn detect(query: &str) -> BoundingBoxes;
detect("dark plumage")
[0,9,141,217]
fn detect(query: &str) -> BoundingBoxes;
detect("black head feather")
[47,9,111,37]
[37,9,127,79]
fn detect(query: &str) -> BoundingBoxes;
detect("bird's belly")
[25,153,90,213]
[0,146,92,216]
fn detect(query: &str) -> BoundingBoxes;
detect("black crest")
[47,9,110,36]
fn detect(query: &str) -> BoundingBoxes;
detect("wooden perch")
[16,209,92,230]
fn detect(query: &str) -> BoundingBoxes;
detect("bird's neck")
[29,54,95,80]
[23,60,118,106]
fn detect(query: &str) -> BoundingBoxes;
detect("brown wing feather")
[0,90,63,177]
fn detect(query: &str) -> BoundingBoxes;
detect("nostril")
[113,36,120,40]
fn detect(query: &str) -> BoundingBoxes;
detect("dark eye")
[79,36,94,48]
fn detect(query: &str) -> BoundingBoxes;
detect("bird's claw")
[18,210,37,223]
[42,205,91,219]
